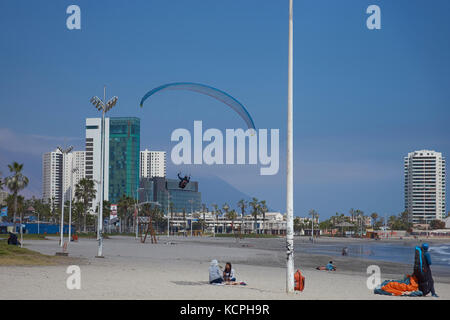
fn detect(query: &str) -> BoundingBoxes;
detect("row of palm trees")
[209,198,269,234]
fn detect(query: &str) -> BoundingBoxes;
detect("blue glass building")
[139,177,201,214]
[108,117,140,204]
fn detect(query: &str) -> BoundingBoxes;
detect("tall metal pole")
[167,192,170,237]
[68,157,74,244]
[286,0,295,293]
[136,187,139,239]
[60,152,66,247]
[97,87,106,257]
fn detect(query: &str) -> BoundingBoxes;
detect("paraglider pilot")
[177,172,191,189]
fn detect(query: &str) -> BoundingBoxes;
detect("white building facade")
[42,149,63,207]
[63,151,86,201]
[85,118,110,212]
[404,150,446,224]
[140,149,166,178]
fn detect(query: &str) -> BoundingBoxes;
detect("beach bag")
[294,269,305,291]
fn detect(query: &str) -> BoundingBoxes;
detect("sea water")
[300,241,450,267]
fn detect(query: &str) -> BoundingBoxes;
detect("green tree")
[226,209,238,234]
[249,197,260,234]
[370,212,378,227]
[222,203,230,233]
[5,162,29,239]
[74,178,96,232]
[117,195,135,233]
[430,219,445,230]
[260,200,268,234]
[237,199,247,234]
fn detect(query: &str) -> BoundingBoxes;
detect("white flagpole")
[286,0,295,293]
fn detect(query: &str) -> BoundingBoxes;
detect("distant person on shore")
[209,259,223,284]
[316,261,336,271]
[342,247,348,256]
[223,262,236,283]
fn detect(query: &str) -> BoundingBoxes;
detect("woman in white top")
[223,262,236,282]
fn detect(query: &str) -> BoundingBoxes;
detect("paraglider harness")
[7,232,20,246]
[294,269,305,291]
[177,173,191,189]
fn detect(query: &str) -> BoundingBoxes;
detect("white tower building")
[42,149,63,207]
[85,118,110,212]
[63,151,86,200]
[404,150,446,224]
[140,149,166,178]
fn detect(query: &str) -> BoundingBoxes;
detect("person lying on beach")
[223,262,236,283]
[209,259,223,284]
[316,261,336,271]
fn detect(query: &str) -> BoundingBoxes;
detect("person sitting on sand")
[316,261,336,271]
[223,262,236,283]
[209,259,223,284]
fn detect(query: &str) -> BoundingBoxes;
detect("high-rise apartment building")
[63,151,86,200]
[140,149,166,178]
[85,118,110,211]
[404,150,446,224]
[42,149,63,207]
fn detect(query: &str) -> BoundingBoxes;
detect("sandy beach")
[1,235,449,300]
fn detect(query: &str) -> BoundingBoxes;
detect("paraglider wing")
[139,82,256,130]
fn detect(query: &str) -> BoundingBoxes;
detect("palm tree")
[259,200,268,235]
[237,199,247,235]
[370,212,378,228]
[117,195,135,233]
[349,208,355,223]
[5,162,29,246]
[222,203,230,233]
[226,209,238,234]
[74,178,96,232]
[212,203,221,234]
[249,197,260,234]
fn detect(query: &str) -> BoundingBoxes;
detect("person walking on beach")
[223,262,236,282]
[209,259,223,284]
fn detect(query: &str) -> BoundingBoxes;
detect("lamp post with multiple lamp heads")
[90,87,118,258]
[57,145,73,250]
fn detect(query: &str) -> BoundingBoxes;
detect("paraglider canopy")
[139,82,255,130]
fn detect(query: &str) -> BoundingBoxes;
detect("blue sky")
[0,0,449,218]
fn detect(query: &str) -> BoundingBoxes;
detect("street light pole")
[167,192,170,237]
[90,87,118,258]
[286,0,295,293]
[68,158,78,245]
[58,145,73,248]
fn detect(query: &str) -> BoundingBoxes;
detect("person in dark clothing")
[177,173,191,189]
[7,232,20,246]
[413,243,438,297]
[421,243,438,297]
